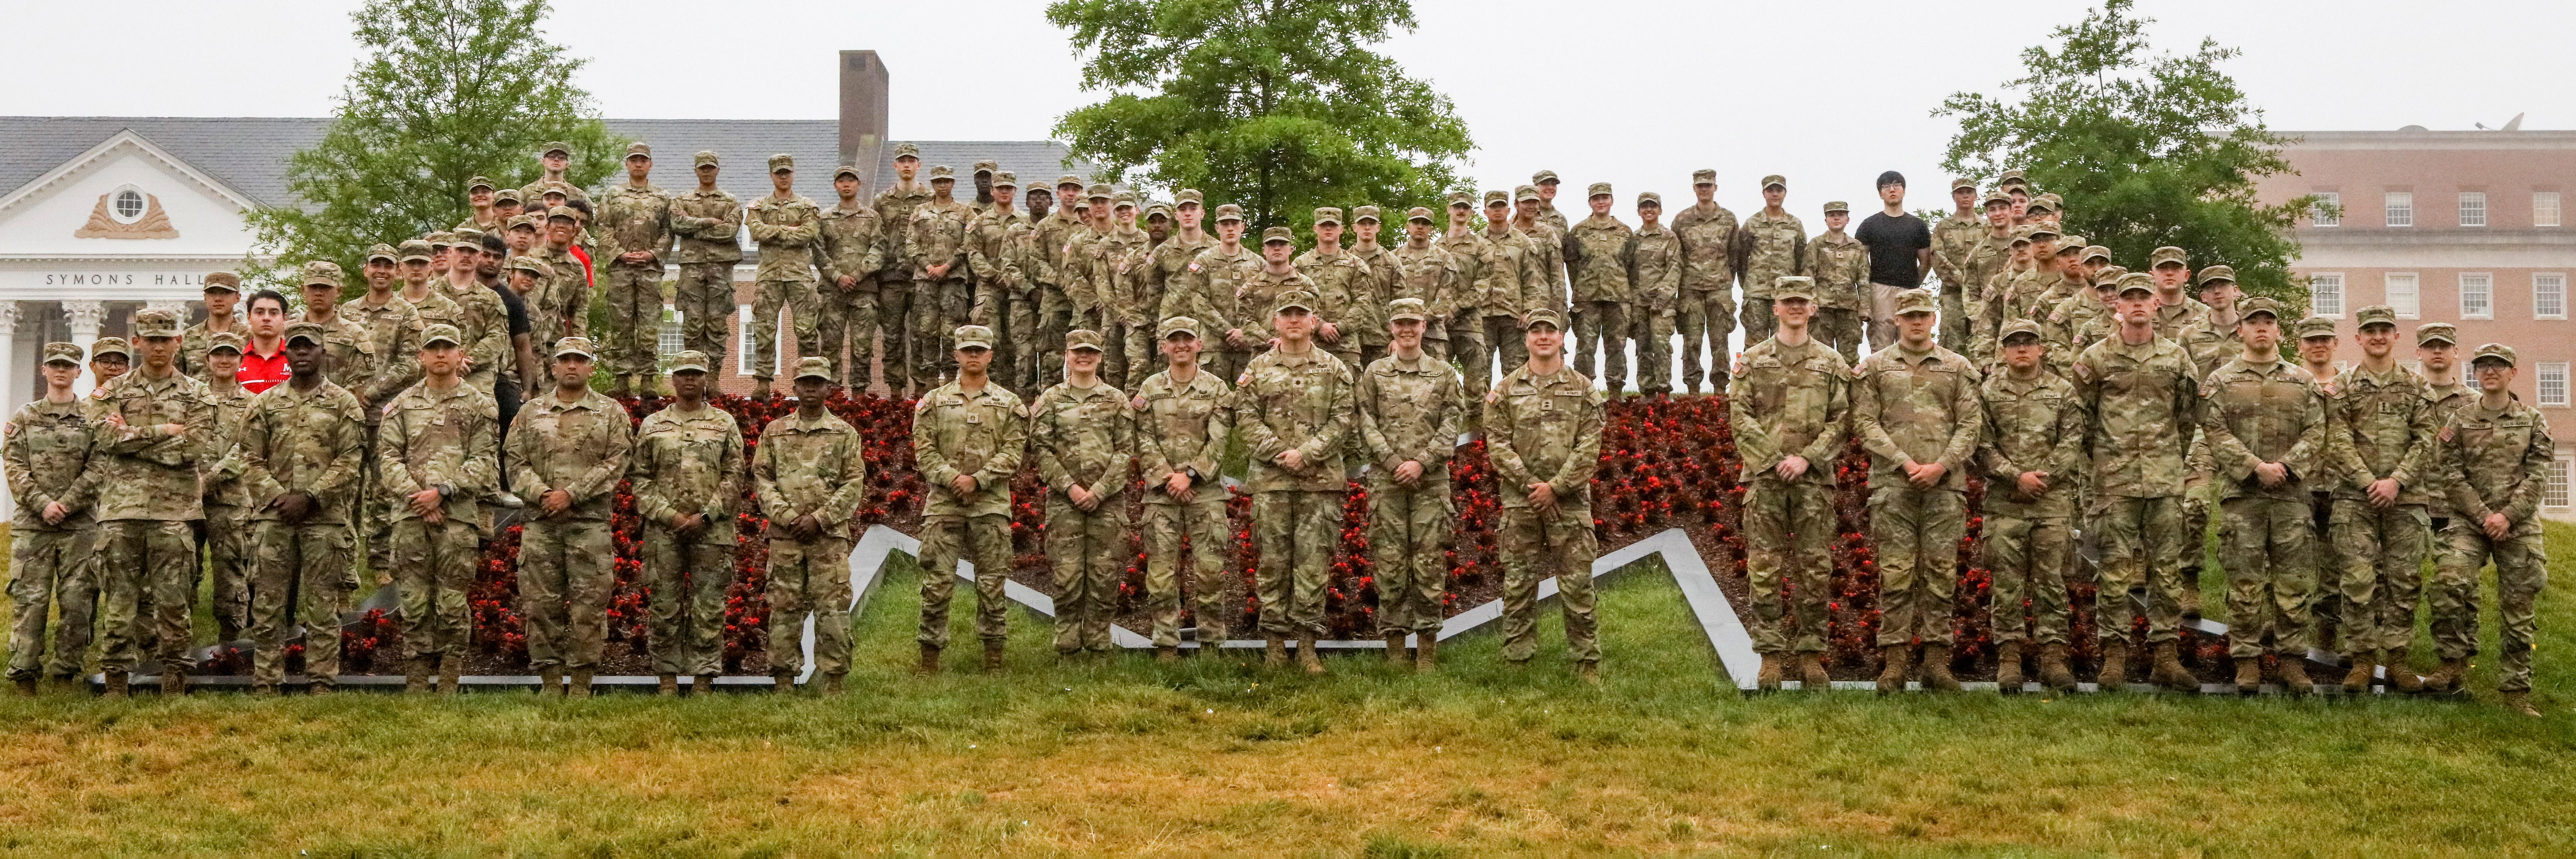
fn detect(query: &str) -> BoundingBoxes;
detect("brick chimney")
[839,50,889,184]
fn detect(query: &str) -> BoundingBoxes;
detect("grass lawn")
[1,528,2574,856]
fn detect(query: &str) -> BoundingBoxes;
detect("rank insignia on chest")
[966,413,982,425]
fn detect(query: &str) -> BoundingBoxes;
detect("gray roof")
[0,116,1089,209]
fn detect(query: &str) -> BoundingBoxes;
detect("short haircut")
[1876,171,1906,189]
[566,198,593,218]
[247,289,290,313]
[481,233,508,253]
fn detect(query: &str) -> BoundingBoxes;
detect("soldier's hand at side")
[275,493,313,523]
[952,474,980,495]
[1776,454,1809,481]
[1276,449,1304,472]
[2017,471,2048,498]
[672,512,704,537]
[1164,471,1194,500]
[2367,477,2400,508]
[1394,460,1423,485]
[408,488,444,518]
[1068,485,1097,512]
[928,262,952,279]
[795,513,823,540]
[2254,461,2287,488]
[41,501,66,525]
[838,275,859,290]
[157,423,187,437]
[1908,461,1946,488]
[2485,512,2511,540]
[1527,481,1557,512]
[540,489,573,516]
[1318,321,1341,343]
[1226,329,1248,348]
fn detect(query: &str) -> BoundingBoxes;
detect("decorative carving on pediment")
[73,192,179,239]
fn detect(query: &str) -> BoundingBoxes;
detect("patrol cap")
[1159,316,1201,340]
[1144,201,1172,220]
[2026,224,2059,241]
[952,324,995,350]
[972,159,997,175]
[1352,204,1381,222]
[203,271,244,293]
[2091,266,2129,287]
[42,342,82,366]
[1213,203,1245,223]
[365,244,399,264]
[1950,177,1978,192]
[1387,297,1430,322]
[1057,174,1085,189]
[2354,305,2399,329]
[1693,169,1717,185]
[2472,343,2517,367]
[538,182,570,201]
[539,141,571,157]
[507,255,550,276]
[551,335,595,359]
[2295,316,2339,340]
[1587,182,1612,198]
[891,142,919,159]
[420,323,464,348]
[1532,169,1560,185]
[1515,184,1542,202]
[1313,207,1342,225]
[302,260,345,289]
[1113,191,1137,208]
[1524,307,1565,330]
[2416,322,2458,346]
[1176,188,1203,206]
[427,230,459,248]
[1821,200,1848,214]
[1638,191,1663,207]
[546,205,580,221]
[1447,190,1475,208]
[1405,206,1435,223]
[2150,246,2188,268]
[89,337,130,360]
[833,164,862,181]
[493,187,523,204]
[1890,289,1938,316]
[2007,227,2034,247]
[2196,264,2237,286]
[2081,245,2112,264]
[624,142,652,160]
[284,320,329,346]
[453,227,485,247]
[2115,272,2155,296]
[793,356,835,381]
[769,153,795,173]
[1086,183,1113,200]
[1997,169,2029,189]
[1999,319,2043,343]
[1261,226,1294,244]
[693,150,720,168]
[1982,189,2013,207]
[1064,329,1106,352]
[397,240,435,263]
[1761,174,1787,190]
[2039,192,2063,209]
[992,171,1017,188]
[1771,276,1817,303]
[668,349,710,374]
[2024,198,2055,215]
[1274,290,1317,313]
[2055,234,2087,253]
[463,176,495,193]
[928,165,957,182]
[1484,190,1510,207]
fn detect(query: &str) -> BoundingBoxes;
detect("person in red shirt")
[238,289,292,393]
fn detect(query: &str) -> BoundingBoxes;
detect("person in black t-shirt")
[1853,171,1932,350]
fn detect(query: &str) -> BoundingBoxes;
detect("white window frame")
[2465,373,2481,392]
[2459,191,2488,228]
[2311,191,2340,227]
[2537,191,2563,228]
[656,304,685,370]
[2310,273,2344,317]
[2385,191,2414,227]
[2385,273,2420,318]
[2550,456,2573,509]
[2540,362,2570,408]
[2459,272,2494,320]
[2537,274,2568,320]
[737,303,755,375]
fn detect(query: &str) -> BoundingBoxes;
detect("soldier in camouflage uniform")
[1034,177,1088,384]
[1391,205,1467,365]
[746,155,824,398]
[1478,192,1541,376]
[1530,170,1570,234]
[1062,185,1115,336]
[86,309,214,697]
[528,208,591,363]
[753,357,869,694]
[975,173,1049,393]
[1626,193,1683,395]
[1739,176,1806,347]
[2073,274,2205,691]
[1235,291,1355,674]
[1955,192,2018,353]
[1729,280,1848,691]
[1928,178,1988,352]
[670,151,745,366]
[2145,247,2212,343]
[2426,344,2552,715]
[1178,204,1264,383]
[6,343,101,693]
[2320,305,2440,693]
[1430,195,1493,366]
[179,271,246,383]
[870,145,934,391]
[1565,183,1635,396]
[1134,190,1217,390]
[1358,298,1466,669]
[596,142,675,396]
[816,165,887,389]
[1348,206,1401,370]
[1851,289,1983,692]
[2199,300,2328,694]
[1133,318,1235,657]
[1978,320,2086,692]
[1489,308,1604,682]
[627,350,742,695]
[1002,180,1061,395]
[517,142,586,208]
[376,324,498,694]
[344,247,424,580]
[1028,330,1133,656]
[197,333,257,639]
[1806,200,1871,364]
[913,326,1027,673]
[1673,170,1741,393]
[412,238,507,398]
[2178,267,2245,380]
[1513,185,1570,318]
[505,336,633,697]
[907,166,978,387]
[1294,207,1373,371]
[1233,227,1317,352]
[238,320,368,695]
[1084,192,1153,385]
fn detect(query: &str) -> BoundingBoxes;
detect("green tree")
[245,0,625,291]
[1046,0,1473,237]
[1936,0,2316,307]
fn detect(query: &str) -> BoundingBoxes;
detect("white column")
[0,302,19,522]
[64,300,103,396]
[145,298,191,320]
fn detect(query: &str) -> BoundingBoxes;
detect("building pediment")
[0,129,258,259]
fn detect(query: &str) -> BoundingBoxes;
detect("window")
[2402,360,2422,376]
[2385,273,2420,318]
[112,189,145,221]
[737,304,755,374]
[2310,273,2344,317]
[2465,373,2481,391]
[2552,457,2573,508]
[2385,192,2413,227]
[2538,192,2563,228]
[2460,273,2493,319]
[2311,191,2340,227]
[656,305,684,370]
[2537,274,2567,320]
[2541,362,2570,408]
[2459,192,2487,228]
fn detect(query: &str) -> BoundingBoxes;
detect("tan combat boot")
[1876,645,1912,695]
[2504,691,2540,718]
[917,644,941,675]
[983,641,1005,673]
[773,671,794,692]
[1156,646,1178,664]
[406,657,432,694]
[657,674,679,697]
[438,654,463,695]
[1921,645,1961,692]
[2039,643,2078,692]
[2387,654,2425,693]
[822,673,845,696]
[1995,641,2025,693]
[2426,658,2467,694]
[162,668,188,697]
[2178,568,2203,618]
[693,674,718,696]
[2275,656,2314,695]
[1756,654,1784,691]
[539,670,561,696]
[1264,637,1288,668]
[102,672,128,699]
[567,671,593,699]
[1384,633,1408,665]
[751,378,772,399]
[11,676,35,697]
[2342,650,2378,694]
[2150,641,2196,692]
[1415,637,1437,674]
[1297,636,1325,675]
[1578,661,1601,686]
[1798,652,1831,691]
[2096,641,2128,690]
[611,375,633,398]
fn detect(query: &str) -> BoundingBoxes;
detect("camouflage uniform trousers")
[1871,485,1966,647]
[99,520,199,674]
[1035,283,1073,389]
[1369,470,1454,639]
[249,521,348,684]
[1628,309,1675,394]
[7,528,91,680]
[2217,496,2317,658]
[518,519,612,673]
[877,281,918,393]
[644,528,733,677]
[1740,294,1778,348]
[360,423,392,577]
[767,535,853,679]
[917,514,1011,650]
[1813,308,1863,366]
[1570,301,1628,394]
[1047,497,1126,654]
[1677,288,1737,393]
[1744,477,1834,654]
[2095,495,2189,644]
[601,263,664,378]
[34,527,101,677]
[1938,285,1969,353]
[1454,312,1531,424]
[2328,500,2429,655]
[2430,520,2547,693]
[391,518,477,661]
[1499,505,1599,663]
[1143,495,1231,649]
[910,277,971,384]
[204,507,255,636]
[751,279,821,382]
[674,263,735,367]
[2305,492,2343,649]
[1004,290,1041,396]
[1108,319,1146,391]
[815,276,880,389]
[1981,513,2074,645]
[1254,490,1343,639]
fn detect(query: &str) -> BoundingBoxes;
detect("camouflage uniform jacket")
[1292,247,1373,335]
[505,388,634,522]
[753,409,869,541]
[2178,313,2243,380]
[342,294,426,408]
[1804,230,1870,311]
[1389,241,1465,323]
[2323,363,2440,505]
[1085,225,1151,321]
[1136,232,1216,327]
[376,380,499,526]
[3,397,98,531]
[1346,240,1399,343]
[815,201,887,289]
[1977,369,2088,519]
[747,193,823,284]
[1477,226,1543,317]
[1930,213,1986,290]
[966,208,1036,297]
[1564,214,1636,304]
[1851,344,1984,490]
[2422,380,2477,519]
[1671,202,1739,295]
[2199,357,2328,501]
[668,187,745,265]
[906,197,973,284]
[1739,210,1807,301]
[1134,368,1234,503]
[1235,267,1319,344]
[200,385,258,511]
[1031,380,1135,501]
[1358,354,1465,474]
[2437,397,2554,533]
[85,368,215,522]
[238,379,368,524]
[1169,243,1260,336]
[1628,223,1685,314]
[627,402,744,545]
[2151,295,2212,344]
[596,182,675,272]
[1727,338,1850,484]
[309,309,412,409]
[1957,231,2013,308]
[1034,210,1085,300]
[1517,220,1570,314]
[436,283,512,384]
[1487,363,1603,510]
[913,381,1027,518]
[871,181,935,270]
[179,314,245,383]
[529,245,588,343]
[1235,348,1356,493]
[2072,333,2200,499]
[1430,230,1494,320]
[1061,226,1106,316]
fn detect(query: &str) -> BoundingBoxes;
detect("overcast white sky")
[10,0,2570,216]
